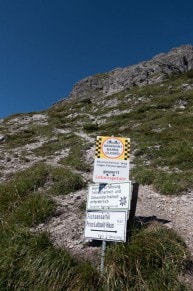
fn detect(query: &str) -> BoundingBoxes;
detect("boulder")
[0,135,5,142]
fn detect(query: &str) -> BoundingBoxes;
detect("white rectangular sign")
[84,211,127,242]
[87,182,131,211]
[93,158,130,183]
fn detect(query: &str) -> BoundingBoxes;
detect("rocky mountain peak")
[65,44,193,101]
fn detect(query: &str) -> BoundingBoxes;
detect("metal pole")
[100,240,106,274]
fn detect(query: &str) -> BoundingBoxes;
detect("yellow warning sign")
[95,136,130,160]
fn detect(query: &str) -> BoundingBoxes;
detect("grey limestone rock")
[65,44,193,101]
[0,135,5,142]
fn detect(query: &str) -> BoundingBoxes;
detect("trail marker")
[84,211,127,242]
[84,135,132,273]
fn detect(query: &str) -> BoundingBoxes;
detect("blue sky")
[0,0,193,118]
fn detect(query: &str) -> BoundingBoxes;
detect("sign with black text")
[87,182,131,211]
[84,211,127,242]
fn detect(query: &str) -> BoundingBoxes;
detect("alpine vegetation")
[0,45,193,290]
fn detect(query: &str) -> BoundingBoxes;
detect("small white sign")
[87,182,131,210]
[84,211,127,242]
[93,158,130,183]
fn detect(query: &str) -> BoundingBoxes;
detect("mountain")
[0,45,193,289]
[58,44,193,102]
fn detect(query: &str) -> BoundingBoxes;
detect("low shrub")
[83,123,100,132]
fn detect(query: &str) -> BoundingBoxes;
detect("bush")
[83,123,100,132]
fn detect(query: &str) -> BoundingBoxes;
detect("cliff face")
[66,45,193,100]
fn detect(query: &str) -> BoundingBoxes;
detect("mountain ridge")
[55,44,193,104]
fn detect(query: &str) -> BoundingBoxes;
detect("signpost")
[84,135,131,273]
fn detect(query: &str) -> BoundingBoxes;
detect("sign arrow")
[91,229,117,233]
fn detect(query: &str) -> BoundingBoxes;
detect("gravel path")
[136,185,193,255]
[35,184,193,263]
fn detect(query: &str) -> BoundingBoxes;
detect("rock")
[58,45,193,102]
[181,83,192,89]
[0,135,5,142]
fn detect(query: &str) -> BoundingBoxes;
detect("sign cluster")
[84,136,131,242]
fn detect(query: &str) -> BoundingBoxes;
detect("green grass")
[104,224,189,290]
[31,124,53,138]
[9,192,56,227]
[0,229,100,291]
[94,75,193,194]
[0,163,50,216]
[3,72,192,195]
[0,223,190,290]
[59,137,91,172]
[2,124,53,150]
[33,138,64,157]
[0,163,85,222]
[48,166,85,195]
[131,165,193,195]
[83,123,100,132]
[0,161,97,290]
[32,133,78,157]
[60,154,91,172]
[0,162,190,290]
[0,71,193,289]
[5,129,37,148]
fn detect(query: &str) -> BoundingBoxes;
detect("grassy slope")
[47,71,193,195]
[0,71,193,289]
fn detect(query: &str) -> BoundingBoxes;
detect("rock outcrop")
[65,45,193,101]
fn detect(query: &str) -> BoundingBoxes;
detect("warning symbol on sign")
[102,138,124,159]
[95,136,130,160]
